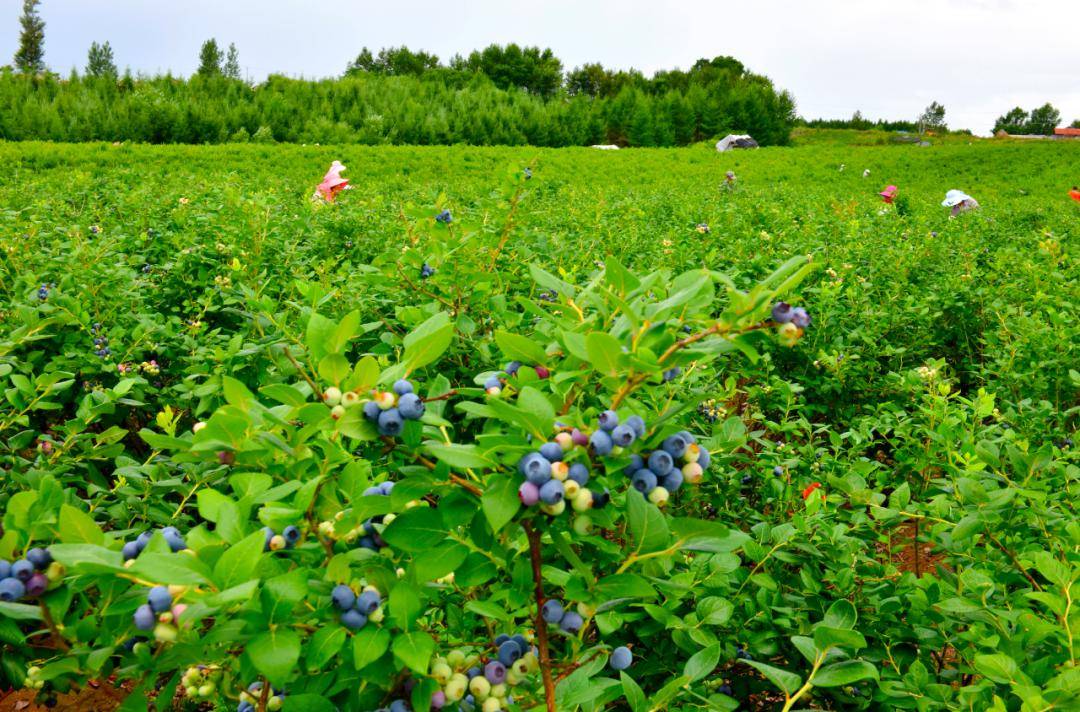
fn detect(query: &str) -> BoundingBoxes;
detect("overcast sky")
[2,0,1078,135]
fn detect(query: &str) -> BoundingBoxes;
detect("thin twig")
[524,521,557,712]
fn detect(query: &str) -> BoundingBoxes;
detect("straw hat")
[942,189,973,207]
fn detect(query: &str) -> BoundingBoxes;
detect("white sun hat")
[942,189,973,207]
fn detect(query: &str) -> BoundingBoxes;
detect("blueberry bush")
[0,140,1077,711]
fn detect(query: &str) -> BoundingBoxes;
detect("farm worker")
[1070,185,1080,202]
[879,185,898,204]
[722,170,737,190]
[314,160,350,202]
[863,169,870,178]
[942,189,979,217]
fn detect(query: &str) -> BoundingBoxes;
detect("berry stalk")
[523,520,557,712]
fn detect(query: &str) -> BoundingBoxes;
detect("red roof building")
[1053,127,1080,137]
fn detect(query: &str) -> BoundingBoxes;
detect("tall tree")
[918,101,947,132]
[223,43,241,79]
[86,41,117,78]
[14,0,46,74]
[197,39,223,77]
[1027,103,1061,135]
[993,107,1028,134]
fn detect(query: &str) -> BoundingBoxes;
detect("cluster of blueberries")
[695,223,711,234]
[37,283,53,301]
[420,263,436,279]
[318,482,395,551]
[435,210,453,224]
[662,366,682,382]
[623,429,709,507]
[771,302,811,329]
[262,525,301,552]
[537,290,557,303]
[356,379,426,437]
[132,584,186,640]
[331,583,383,630]
[0,548,53,601]
[91,322,111,358]
[540,599,585,635]
[121,526,187,560]
[238,682,286,712]
[482,361,550,396]
[517,434,611,529]
[429,635,538,711]
[180,664,222,701]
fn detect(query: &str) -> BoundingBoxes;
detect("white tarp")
[591,144,620,150]
[715,134,759,152]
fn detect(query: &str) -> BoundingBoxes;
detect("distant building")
[1053,127,1080,138]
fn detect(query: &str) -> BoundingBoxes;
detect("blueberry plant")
[0,141,1077,711]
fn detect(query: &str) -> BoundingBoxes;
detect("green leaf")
[57,504,104,545]
[620,670,647,712]
[352,626,391,670]
[585,332,625,377]
[482,476,521,534]
[318,353,351,386]
[813,660,879,687]
[625,490,670,554]
[596,574,657,599]
[0,601,44,621]
[823,599,858,629]
[381,508,447,552]
[813,626,867,651]
[464,600,510,622]
[684,643,721,682]
[390,581,424,631]
[213,529,266,589]
[974,653,1019,684]
[283,695,336,712]
[306,312,336,363]
[247,628,301,687]
[495,330,548,366]
[403,312,454,373]
[424,442,495,469]
[129,553,213,586]
[392,631,435,673]
[305,627,346,672]
[745,661,802,695]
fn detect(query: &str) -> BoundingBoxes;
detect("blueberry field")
[0,139,1078,711]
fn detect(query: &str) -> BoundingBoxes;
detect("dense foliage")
[993,103,1064,136]
[0,48,796,147]
[0,139,1077,711]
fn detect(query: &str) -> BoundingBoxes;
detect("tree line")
[4,1,796,146]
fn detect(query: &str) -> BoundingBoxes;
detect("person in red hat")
[1070,186,1080,203]
[879,185,898,204]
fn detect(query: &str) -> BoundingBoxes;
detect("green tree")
[1027,103,1061,135]
[223,43,240,80]
[918,101,947,132]
[197,39,223,77]
[86,41,117,78]
[345,48,375,75]
[14,0,46,74]
[1071,118,1080,129]
[993,107,1028,134]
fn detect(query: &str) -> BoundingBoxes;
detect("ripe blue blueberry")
[611,424,635,447]
[662,367,682,382]
[718,684,733,696]
[377,408,404,436]
[494,634,510,645]
[625,454,644,475]
[592,489,610,509]
[542,599,564,623]
[559,611,583,634]
[283,526,300,546]
[135,530,153,552]
[484,661,506,684]
[364,486,382,497]
[511,634,528,652]
[539,479,565,505]
[161,527,186,552]
[11,560,33,582]
[435,209,452,223]
[362,400,381,421]
[147,585,172,613]
[663,469,684,492]
[379,481,395,495]
[483,374,502,390]
[0,560,9,579]
[262,527,275,551]
[539,442,563,462]
[773,465,784,477]
[341,608,368,630]
[133,604,155,630]
[698,448,712,470]
[625,415,646,438]
[420,263,436,279]
[631,469,658,494]
[331,585,356,611]
[519,453,552,485]
[771,302,794,323]
[358,536,377,551]
[741,474,752,485]
[791,307,811,328]
[589,430,613,455]
[736,647,752,660]
[397,394,425,420]
[0,577,25,601]
[498,640,522,666]
[392,379,414,396]
[355,590,381,615]
[25,548,50,570]
[567,463,589,486]
[662,434,690,458]
[647,450,674,476]
[389,701,409,712]
[610,646,633,670]
[598,410,619,431]
[505,361,521,376]
[25,573,47,597]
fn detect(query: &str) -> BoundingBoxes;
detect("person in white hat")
[942,190,979,217]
